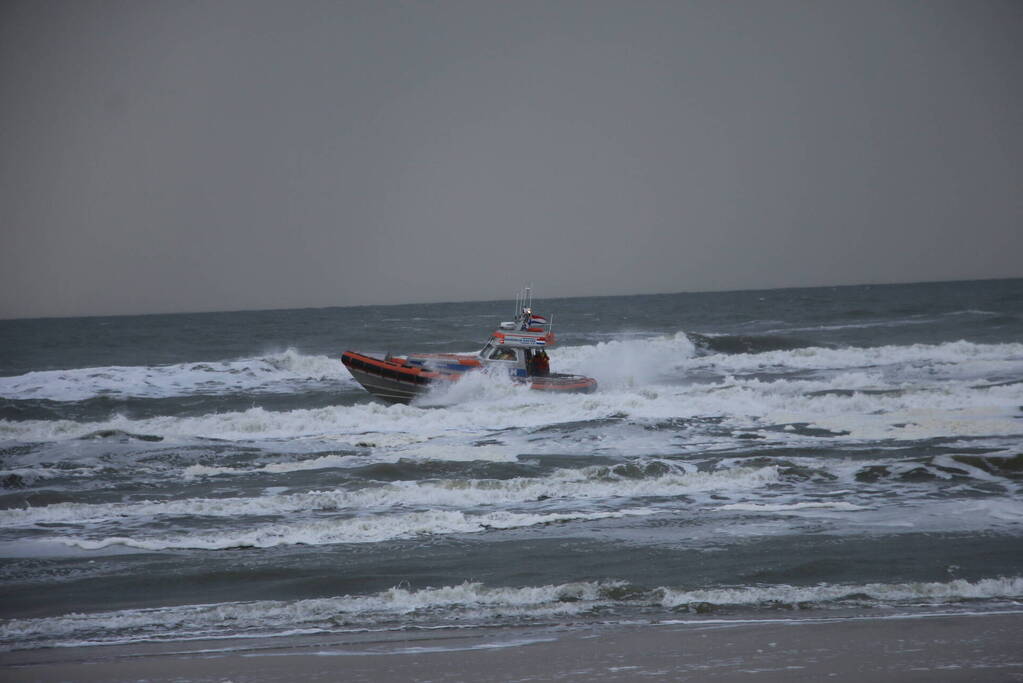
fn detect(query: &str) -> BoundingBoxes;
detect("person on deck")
[532,350,550,376]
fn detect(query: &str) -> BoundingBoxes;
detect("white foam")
[415,366,531,406]
[554,332,696,388]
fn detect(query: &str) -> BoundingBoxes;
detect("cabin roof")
[491,329,556,348]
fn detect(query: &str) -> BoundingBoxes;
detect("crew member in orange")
[533,350,550,376]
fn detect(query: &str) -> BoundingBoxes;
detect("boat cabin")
[477,307,555,377]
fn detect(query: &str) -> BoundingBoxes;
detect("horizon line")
[3,275,1020,323]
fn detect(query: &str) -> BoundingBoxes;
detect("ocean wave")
[687,339,1023,375]
[688,332,825,354]
[759,318,936,335]
[0,464,777,527]
[553,336,1023,399]
[713,501,868,513]
[0,580,624,649]
[658,576,1023,610]
[945,309,1000,317]
[0,349,353,402]
[181,443,517,478]
[58,508,656,550]
[0,467,67,488]
[4,575,1020,651]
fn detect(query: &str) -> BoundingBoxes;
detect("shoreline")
[4,610,1023,682]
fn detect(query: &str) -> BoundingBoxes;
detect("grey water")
[1,278,1022,651]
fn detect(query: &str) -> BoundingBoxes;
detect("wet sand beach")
[4,611,1022,682]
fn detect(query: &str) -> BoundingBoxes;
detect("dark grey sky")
[1,1,1020,318]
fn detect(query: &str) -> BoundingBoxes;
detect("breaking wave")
[0,349,352,402]
[4,575,1020,651]
[657,576,1023,610]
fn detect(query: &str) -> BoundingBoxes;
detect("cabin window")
[490,347,516,361]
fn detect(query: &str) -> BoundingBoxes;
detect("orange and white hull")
[341,351,596,404]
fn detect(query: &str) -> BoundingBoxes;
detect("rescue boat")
[341,292,597,404]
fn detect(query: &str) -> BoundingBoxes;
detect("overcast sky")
[1,0,1020,318]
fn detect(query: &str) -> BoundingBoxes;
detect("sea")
[1,278,1021,655]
